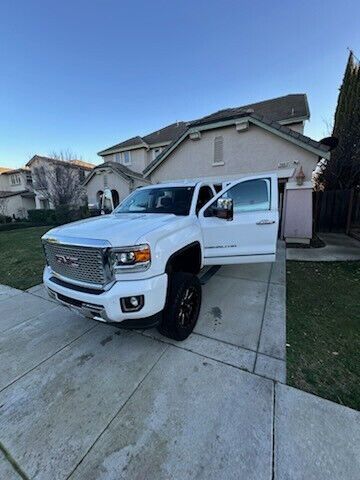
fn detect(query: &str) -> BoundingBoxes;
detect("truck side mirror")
[205,198,233,220]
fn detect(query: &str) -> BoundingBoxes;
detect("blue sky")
[1,0,360,168]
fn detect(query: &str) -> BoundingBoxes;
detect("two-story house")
[84,122,187,208]
[87,93,331,243]
[26,155,94,209]
[0,167,36,218]
[0,156,95,219]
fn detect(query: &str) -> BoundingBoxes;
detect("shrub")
[0,222,41,232]
[0,215,13,224]
[27,209,57,225]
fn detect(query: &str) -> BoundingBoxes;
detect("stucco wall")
[86,171,130,206]
[0,171,28,192]
[103,148,148,174]
[149,124,318,183]
[283,183,313,241]
[1,194,35,219]
[0,175,8,190]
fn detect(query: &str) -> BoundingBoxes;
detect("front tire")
[158,272,202,341]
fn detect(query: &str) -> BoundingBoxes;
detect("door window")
[196,186,214,214]
[221,178,270,213]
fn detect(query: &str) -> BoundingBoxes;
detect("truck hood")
[44,213,182,246]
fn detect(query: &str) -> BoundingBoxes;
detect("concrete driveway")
[1,244,359,480]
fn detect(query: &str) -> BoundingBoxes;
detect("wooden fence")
[313,189,360,233]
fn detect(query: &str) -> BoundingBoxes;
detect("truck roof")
[141,180,201,189]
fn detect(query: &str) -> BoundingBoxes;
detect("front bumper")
[43,266,167,324]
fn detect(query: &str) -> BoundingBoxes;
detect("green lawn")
[0,226,51,290]
[287,261,360,411]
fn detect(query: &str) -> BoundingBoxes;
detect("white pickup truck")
[42,174,278,340]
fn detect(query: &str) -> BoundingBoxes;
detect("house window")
[152,147,162,160]
[122,151,131,165]
[79,169,85,182]
[10,174,21,185]
[213,136,224,165]
[115,153,120,163]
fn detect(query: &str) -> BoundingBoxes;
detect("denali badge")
[55,254,79,268]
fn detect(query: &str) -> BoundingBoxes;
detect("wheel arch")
[165,241,202,276]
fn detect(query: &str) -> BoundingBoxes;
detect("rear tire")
[158,272,202,341]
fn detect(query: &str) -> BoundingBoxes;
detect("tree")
[321,51,360,190]
[0,196,9,221]
[33,150,87,208]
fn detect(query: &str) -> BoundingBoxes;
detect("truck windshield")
[114,186,195,216]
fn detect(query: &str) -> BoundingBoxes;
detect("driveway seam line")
[0,302,60,335]
[146,330,286,362]
[0,324,97,394]
[253,263,273,373]
[271,383,277,480]
[66,344,170,480]
[26,291,58,304]
[0,441,30,480]
[137,331,282,385]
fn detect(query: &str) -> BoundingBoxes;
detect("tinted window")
[222,179,270,212]
[196,186,214,214]
[114,187,195,216]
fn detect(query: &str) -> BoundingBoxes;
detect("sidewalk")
[287,233,360,261]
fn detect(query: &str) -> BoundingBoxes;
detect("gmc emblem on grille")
[55,254,80,268]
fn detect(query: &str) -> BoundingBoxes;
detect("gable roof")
[98,122,188,156]
[83,161,147,186]
[142,122,189,145]
[98,94,309,157]
[0,167,12,174]
[143,112,330,177]
[26,155,95,171]
[0,189,33,198]
[1,167,30,175]
[192,94,310,126]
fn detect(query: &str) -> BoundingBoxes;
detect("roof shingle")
[98,94,309,157]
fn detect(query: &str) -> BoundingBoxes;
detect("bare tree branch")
[33,152,87,208]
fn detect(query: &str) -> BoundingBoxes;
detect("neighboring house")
[84,161,150,209]
[0,167,36,219]
[26,155,94,209]
[91,93,331,242]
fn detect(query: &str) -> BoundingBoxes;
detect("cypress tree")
[323,51,360,190]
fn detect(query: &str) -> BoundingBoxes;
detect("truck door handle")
[256,219,275,225]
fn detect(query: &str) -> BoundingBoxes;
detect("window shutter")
[214,136,224,164]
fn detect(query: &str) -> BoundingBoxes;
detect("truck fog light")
[130,296,139,307]
[120,295,144,312]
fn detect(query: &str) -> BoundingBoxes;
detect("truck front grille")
[43,242,109,288]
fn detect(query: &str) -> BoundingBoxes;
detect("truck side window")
[196,186,214,214]
[222,179,270,213]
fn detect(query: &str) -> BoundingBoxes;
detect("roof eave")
[143,115,329,178]
[278,115,309,125]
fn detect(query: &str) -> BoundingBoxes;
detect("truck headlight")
[110,244,151,272]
